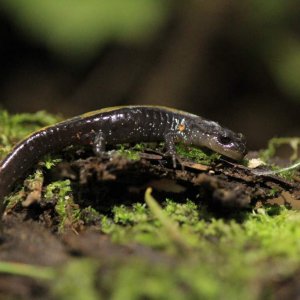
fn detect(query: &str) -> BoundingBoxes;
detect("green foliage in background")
[245,0,300,99]
[0,110,59,159]
[0,0,170,60]
[2,0,300,99]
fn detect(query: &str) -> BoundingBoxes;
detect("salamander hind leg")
[164,132,182,168]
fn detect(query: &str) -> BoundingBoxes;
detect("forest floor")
[0,111,299,300]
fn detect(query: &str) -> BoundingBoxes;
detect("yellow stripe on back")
[81,105,199,119]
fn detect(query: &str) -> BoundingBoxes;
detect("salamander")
[0,105,247,214]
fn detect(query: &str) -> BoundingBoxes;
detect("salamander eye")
[218,135,232,145]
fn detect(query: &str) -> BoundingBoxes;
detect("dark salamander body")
[0,106,247,214]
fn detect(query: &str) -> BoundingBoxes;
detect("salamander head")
[186,119,247,161]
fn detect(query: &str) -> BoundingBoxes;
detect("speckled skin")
[0,106,247,213]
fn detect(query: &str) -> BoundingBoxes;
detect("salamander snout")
[215,130,247,160]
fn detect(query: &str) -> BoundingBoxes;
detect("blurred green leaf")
[1,0,170,60]
[248,0,289,23]
[269,37,300,99]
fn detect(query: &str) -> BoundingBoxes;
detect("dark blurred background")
[0,0,299,150]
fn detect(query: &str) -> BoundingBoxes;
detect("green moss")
[40,154,63,170]
[3,189,300,298]
[116,144,142,161]
[5,187,25,209]
[104,258,254,300]
[24,168,44,190]
[274,168,297,181]
[53,259,99,300]
[176,143,221,165]
[88,194,300,299]
[267,188,280,197]
[80,206,102,225]
[116,142,221,165]
[101,203,166,248]
[112,203,149,225]
[164,199,199,225]
[0,261,55,280]
[36,200,300,299]
[5,169,44,208]
[44,180,72,201]
[44,180,80,232]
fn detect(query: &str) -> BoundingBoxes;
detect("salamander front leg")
[164,132,181,168]
[93,131,106,157]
